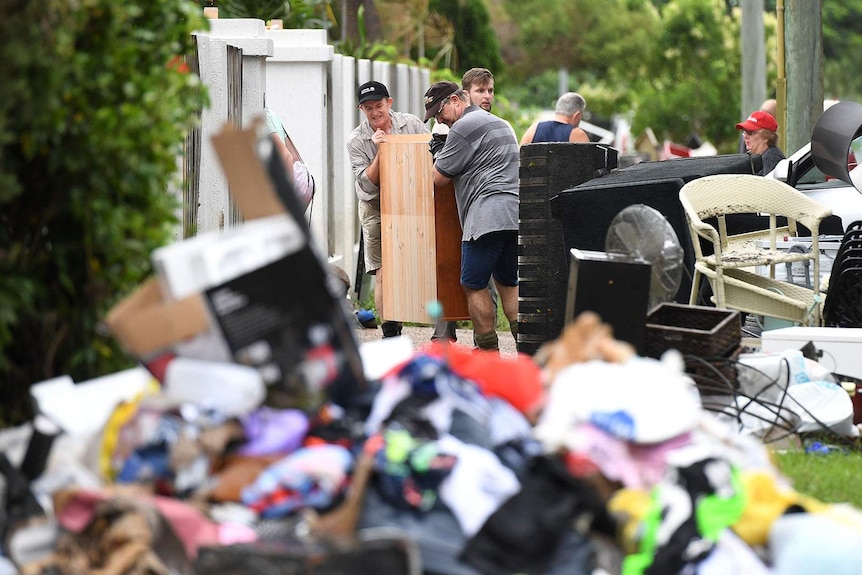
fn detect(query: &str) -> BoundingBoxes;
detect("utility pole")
[741,0,766,121]
[783,0,824,155]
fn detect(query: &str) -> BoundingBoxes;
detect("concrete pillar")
[392,63,410,114]
[356,59,373,88]
[195,19,273,234]
[409,66,423,118]
[331,54,360,288]
[372,60,391,89]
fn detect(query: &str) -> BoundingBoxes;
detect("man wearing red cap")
[736,109,785,176]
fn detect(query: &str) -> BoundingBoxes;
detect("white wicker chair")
[678,174,833,326]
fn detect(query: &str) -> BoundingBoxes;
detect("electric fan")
[605,204,685,311]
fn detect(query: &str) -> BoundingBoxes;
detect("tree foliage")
[822,0,862,101]
[0,0,208,424]
[500,0,747,150]
[212,0,333,28]
[502,0,659,89]
[369,0,500,73]
[333,3,399,61]
[429,0,502,73]
[631,0,741,147]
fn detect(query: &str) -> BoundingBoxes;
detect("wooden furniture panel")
[379,134,469,323]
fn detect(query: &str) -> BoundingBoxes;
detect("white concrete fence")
[191,19,431,290]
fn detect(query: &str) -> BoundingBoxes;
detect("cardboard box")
[106,119,366,410]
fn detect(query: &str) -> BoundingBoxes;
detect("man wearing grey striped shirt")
[423,81,520,352]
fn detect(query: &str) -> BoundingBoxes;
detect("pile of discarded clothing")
[3,311,862,575]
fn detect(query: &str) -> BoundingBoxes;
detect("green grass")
[771,434,862,508]
[356,290,511,331]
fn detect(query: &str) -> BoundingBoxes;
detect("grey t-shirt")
[434,105,519,241]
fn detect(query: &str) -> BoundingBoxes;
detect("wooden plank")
[380,135,436,323]
[379,134,468,323]
[434,180,469,319]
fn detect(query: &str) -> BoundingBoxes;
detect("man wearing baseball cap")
[347,81,428,338]
[423,80,520,352]
[430,68,514,343]
[736,109,785,176]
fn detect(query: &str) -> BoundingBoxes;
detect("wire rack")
[684,354,854,445]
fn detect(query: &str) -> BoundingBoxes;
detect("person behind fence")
[736,109,785,176]
[424,81,519,352]
[265,107,315,211]
[347,81,429,338]
[520,92,591,145]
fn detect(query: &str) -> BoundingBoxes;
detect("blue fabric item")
[359,485,481,575]
[486,397,533,448]
[360,478,596,575]
[770,512,862,575]
[240,444,353,518]
[533,120,575,143]
[545,529,599,575]
[449,408,491,450]
[117,444,172,484]
[398,355,447,398]
[384,353,492,434]
[356,309,377,328]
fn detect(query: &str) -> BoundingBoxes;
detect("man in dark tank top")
[521,92,590,144]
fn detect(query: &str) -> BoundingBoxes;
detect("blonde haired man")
[347,81,428,337]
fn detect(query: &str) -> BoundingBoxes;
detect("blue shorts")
[460,231,519,290]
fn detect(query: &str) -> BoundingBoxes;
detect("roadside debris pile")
[4,311,862,574]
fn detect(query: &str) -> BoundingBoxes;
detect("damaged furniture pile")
[3,123,862,575]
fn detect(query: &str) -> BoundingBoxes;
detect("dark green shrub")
[430,0,503,74]
[211,0,332,29]
[0,0,208,425]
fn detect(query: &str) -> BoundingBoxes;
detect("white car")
[767,100,862,230]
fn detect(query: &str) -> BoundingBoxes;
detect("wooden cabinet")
[378,134,469,323]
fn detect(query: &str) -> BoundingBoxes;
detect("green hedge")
[0,0,208,425]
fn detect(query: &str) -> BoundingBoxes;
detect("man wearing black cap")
[424,81,519,351]
[347,80,428,338]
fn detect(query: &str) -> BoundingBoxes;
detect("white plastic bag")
[786,380,857,436]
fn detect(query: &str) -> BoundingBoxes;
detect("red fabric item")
[562,450,601,478]
[421,342,545,417]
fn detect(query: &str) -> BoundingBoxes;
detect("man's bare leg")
[495,282,519,340]
[466,286,498,350]
[495,283,518,325]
